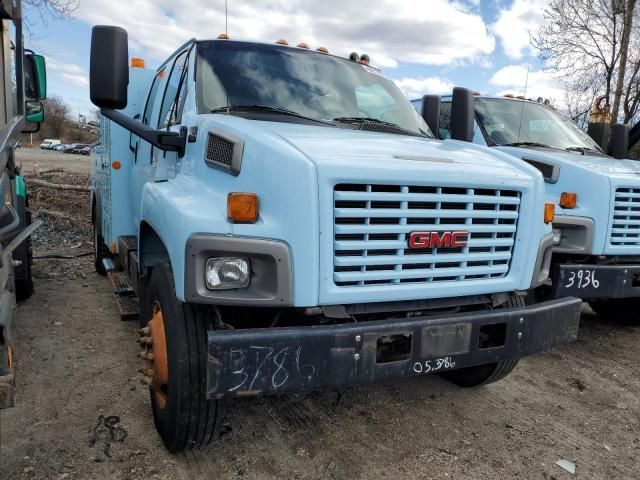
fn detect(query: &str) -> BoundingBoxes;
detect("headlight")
[205,257,250,290]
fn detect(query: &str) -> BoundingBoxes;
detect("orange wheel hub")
[139,302,169,410]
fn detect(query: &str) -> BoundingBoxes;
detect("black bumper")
[206,297,581,398]
[553,264,640,299]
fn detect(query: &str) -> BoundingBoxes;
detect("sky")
[24,0,562,119]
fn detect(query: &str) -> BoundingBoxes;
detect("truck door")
[130,68,165,225]
[130,48,190,225]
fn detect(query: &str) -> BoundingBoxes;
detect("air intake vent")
[357,122,420,137]
[523,158,559,183]
[205,130,244,175]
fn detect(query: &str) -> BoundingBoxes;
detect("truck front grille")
[610,187,640,246]
[333,184,521,286]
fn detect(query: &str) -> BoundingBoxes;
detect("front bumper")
[206,297,581,398]
[553,263,640,299]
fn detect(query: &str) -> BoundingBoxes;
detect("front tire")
[13,194,34,300]
[589,298,640,325]
[440,296,524,387]
[139,263,222,452]
[93,214,109,276]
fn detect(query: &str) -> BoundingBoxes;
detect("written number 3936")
[566,269,599,289]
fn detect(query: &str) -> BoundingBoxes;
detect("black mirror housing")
[421,95,441,139]
[90,26,129,110]
[608,123,629,159]
[450,87,474,143]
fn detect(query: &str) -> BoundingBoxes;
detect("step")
[118,236,137,272]
[115,295,139,322]
[107,271,135,295]
[102,258,116,273]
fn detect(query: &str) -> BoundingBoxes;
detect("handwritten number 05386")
[566,269,599,290]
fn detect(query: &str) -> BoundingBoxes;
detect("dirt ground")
[1,149,639,479]
[16,147,91,175]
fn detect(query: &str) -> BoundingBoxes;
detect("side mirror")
[90,25,129,109]
[90,25,185,156]
[450,87,474,142]
[421,95,441,139]
[24,53,46,100]
[608,123,629,159]
[25,100,44,123]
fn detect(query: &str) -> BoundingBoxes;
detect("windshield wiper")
[565,146,602,154]
[500,141,553,149]
[333,117,427,137]
[211,105,335,125]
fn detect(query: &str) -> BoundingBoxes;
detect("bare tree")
[43,95,69,138]
[22,0,78,34]
[534,0,640,124]
[23,0,77,18]
[612,0,637,122]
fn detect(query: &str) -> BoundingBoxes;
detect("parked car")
[53,144,67,151]
[39,139,60,149]
[79,146,91,155]
[71,144,89,154]
[62,143,82,153]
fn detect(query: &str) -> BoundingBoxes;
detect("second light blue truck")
[412,93,640,323]
[88,27,581,451]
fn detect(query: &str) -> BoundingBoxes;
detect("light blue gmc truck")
[412,93,640,324]
[88,26,580,452]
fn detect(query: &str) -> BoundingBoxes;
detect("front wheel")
[440,295,524,387]
[139,263,223,452]
[93,214,109,276]
[440,359,519,387]
[589,298,640,325]
[13,193,34,300]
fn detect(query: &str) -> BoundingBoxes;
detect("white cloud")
[47,58,89,88]
[491,0,550,59]
[394,76,454,99]
[73,0,495,68]
[489,64,564,105]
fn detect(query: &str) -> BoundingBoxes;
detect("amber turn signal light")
[544,202,555,224]
[131,57,145,68]
[559,192,577,209]
[228,193,258,223]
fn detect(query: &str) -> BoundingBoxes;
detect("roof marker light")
[217,33,230,39]
[316,46,329,53]
[297,42,309,49]
[276,39,289,45]
[131,58,145,68]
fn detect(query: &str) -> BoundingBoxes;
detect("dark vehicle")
[62,143,86,153]
[71,143,89,154]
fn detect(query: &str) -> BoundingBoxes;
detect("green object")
[28,54,46,100]
[15,176,26,198]
[25,100,44,123]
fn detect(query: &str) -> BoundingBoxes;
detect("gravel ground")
[0,150,639,479]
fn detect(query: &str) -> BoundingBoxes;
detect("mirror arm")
[101,108,186,157]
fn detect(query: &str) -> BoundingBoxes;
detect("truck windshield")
[196,41,432,137]
[475,98,603,153]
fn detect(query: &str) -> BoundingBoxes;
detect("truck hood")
[497,146,640,179]
[255,121,533,180]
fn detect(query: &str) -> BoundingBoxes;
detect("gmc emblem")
[408,231,469,249]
